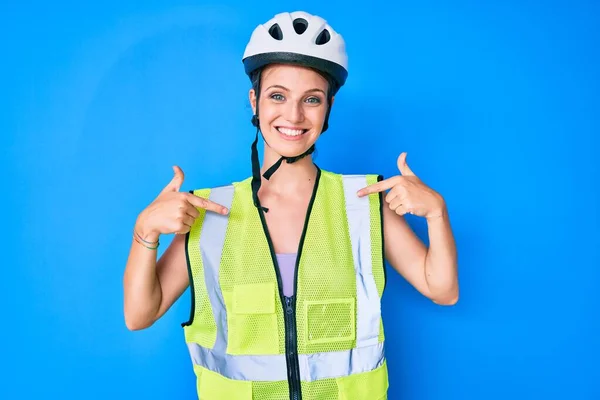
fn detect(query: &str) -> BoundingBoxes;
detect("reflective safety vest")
[182,168,389,400]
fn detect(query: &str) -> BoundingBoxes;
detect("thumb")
[162,165,185,193]
[397,152,416,176]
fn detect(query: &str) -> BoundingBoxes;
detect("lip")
[277,126,307,130]
[275,126,309,141]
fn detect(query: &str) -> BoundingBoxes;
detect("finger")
[185,192,229,215]
[181,214,196,228]
[397,152,416,177]
[390,200,409,216]
[388,195,404,210]
[175,224,192,235]
[161,166,185,194]
[357,177,398,197]
[172,213,195,234]
[184,203,201,219]
[384,185,406,204]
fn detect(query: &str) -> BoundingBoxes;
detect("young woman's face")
[250,64,332,158]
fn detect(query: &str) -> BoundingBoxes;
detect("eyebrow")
[265,84,326,95]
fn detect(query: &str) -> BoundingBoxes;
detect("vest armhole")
[181,189,195,327]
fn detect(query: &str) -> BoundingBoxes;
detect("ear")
[330,96,335,107]
[249,89,257,115]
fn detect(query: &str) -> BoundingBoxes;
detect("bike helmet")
[242,11,348,89]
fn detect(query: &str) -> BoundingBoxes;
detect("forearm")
[123,220,163,330]
[424,206,459,304]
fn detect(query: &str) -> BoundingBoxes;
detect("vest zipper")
[256,211,304,400]
[285,296,301,400]
[255,166,321,400]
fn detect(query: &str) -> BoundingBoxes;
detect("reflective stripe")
[188,341,384,382]
[342,175,382,348]
[299,341,385,382]
[200,185,235,354]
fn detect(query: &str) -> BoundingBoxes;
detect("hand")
[357,152,445,219]
[136,166,229,239]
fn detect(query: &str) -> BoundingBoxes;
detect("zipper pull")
[285,296,293,314]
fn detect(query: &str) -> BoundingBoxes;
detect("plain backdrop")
[1,0,599,399]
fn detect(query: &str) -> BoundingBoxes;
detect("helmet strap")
[251,126,268,212]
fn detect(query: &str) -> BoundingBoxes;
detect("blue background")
[2,0,598,399]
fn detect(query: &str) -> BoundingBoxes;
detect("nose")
[284,100,304,124]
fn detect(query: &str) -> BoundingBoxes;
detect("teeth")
[277,127,305,136]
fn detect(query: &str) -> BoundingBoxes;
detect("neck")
[260,148,318,195]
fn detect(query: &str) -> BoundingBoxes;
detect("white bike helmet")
[242,11,348,89]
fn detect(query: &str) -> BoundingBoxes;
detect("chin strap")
[262,145,315,180]
[251,124,315,213]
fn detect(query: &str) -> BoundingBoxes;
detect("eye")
[305,96,322,104]
[270,93,285,101]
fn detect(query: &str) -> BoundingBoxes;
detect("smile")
[276,127,308,137]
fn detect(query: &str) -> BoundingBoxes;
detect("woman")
[123,10,458,399]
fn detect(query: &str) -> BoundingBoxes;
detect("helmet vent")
[268,23,283,40]
[292,18,308,34]
[315,29,331,45]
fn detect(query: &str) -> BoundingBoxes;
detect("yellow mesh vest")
[183,169,388,400]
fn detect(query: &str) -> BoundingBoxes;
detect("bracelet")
[134,228,159,245]
[133,234,160,250]
[133,228,159,250]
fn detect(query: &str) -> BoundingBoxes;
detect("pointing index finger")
[357,177,397,197]
[185,192,229,215]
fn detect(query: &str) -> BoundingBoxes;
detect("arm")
[382,202,459,305]
[122,166,226,330]
[358,152,459,305]
[123,222,190,330]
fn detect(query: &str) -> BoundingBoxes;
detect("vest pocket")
[193,364,252,399]
[227,282,280,355]
[336,361,389,400]
[305,299,356,345]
